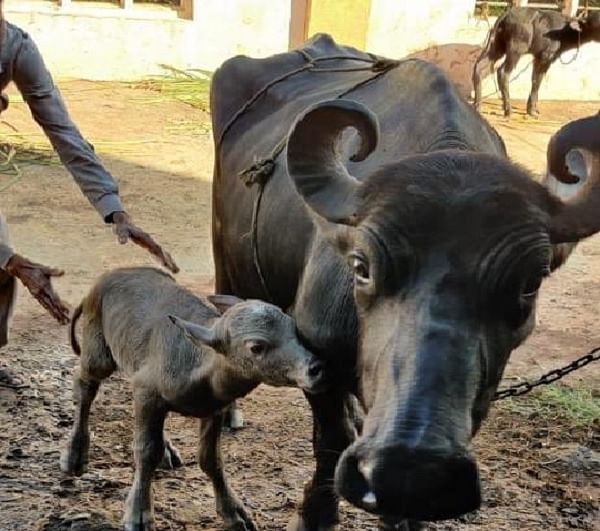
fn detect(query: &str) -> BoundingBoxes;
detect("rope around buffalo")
[226,50,403,301]
[220,49,600,400]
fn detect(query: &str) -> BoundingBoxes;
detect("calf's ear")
[168,315,221,349]
[207,294,244,315]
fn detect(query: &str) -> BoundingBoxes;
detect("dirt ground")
[0,82,598,531]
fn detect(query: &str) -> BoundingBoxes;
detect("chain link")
[493,346,600,401]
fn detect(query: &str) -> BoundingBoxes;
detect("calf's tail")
[70,304,83,356]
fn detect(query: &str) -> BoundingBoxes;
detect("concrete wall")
[5,0,291,79]
[366,0,474,59]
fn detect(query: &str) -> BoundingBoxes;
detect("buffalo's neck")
[292,238,358,384]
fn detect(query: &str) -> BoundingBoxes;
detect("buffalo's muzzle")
[335,444,481,521]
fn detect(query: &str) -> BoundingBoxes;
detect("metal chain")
[493,346,600,401]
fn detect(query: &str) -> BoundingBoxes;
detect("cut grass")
[0,124,59,190]
[1,67,212,186]
[131,65,212,112]
[129,66,213,136]
[498,384,600,428]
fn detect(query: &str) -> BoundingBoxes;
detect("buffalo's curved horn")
[549,147,600,243]
[286,99,379,225]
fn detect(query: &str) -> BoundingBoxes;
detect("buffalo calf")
[60,267,324,531]
[473,7,600,117]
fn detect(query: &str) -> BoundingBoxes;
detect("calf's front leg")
[198,413,256,531]
[123,388,168,531]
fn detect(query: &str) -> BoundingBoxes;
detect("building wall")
[307,0,371,50]
[366,0,474,59]
[5,0,291,79]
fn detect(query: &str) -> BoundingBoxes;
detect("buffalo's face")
[333,164,551,520]
[286,101,600,521]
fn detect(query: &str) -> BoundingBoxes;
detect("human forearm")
[14,34,124,221]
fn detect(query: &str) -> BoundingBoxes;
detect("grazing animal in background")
[210,34,600,530]
[60,267,325,531]
[473,7,600,117]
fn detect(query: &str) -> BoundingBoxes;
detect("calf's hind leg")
[61,319,114,476]
[198,413,256,531]
[60,372,101,475]
[497,50,521,118]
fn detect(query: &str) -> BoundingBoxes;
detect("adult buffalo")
[210,35,599,530]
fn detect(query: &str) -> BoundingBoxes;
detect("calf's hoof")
[59,449,87,476]
[286,513,337,531]
[159,440,183,470]
[123,514,156,531]
[223,506,257,531]
[123,523,155,531]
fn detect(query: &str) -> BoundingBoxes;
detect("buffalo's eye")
[349,253,370,286]
[246,340,268,355]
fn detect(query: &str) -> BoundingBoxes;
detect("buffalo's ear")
[168,315,221,349]
[286,99,379,226]
[547,147,600,244]
[207,294,244,315]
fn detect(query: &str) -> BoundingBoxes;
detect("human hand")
[112,212,179,273]
[6,254,70,324]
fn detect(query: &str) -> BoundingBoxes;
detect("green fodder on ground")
[498,384,600,430]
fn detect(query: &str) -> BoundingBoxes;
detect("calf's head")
[286,100,600,521]
[568,11,600,41]
[170,295,324,393]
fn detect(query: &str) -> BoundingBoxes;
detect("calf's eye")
[246,340,268,355]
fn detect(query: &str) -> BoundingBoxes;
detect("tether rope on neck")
[220,50,402,300]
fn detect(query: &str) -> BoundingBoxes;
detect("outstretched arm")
[11,33,178,273]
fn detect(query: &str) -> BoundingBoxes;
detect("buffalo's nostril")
[362,491,377,510]
[308,361,323,379]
